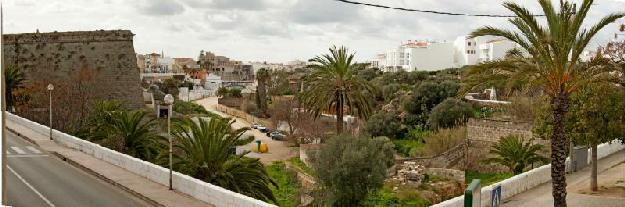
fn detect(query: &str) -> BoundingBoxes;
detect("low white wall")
[7,113,275,207]
[433,141,625,207]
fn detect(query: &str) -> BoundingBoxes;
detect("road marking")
[8,166,56,207]
[11,147,25,154]
[26,146,42,154]
[8,154,49,158]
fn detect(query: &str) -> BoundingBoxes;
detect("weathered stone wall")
[3,30,142,109]
[395,144,466,169]
[467,118,533,142]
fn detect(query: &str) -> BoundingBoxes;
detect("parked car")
[258,126,268,132]
[270,131,286,140]
[251,123,261,129]
[265,129,275,137]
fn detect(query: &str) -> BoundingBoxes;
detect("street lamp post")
[47,84,54,140]
[163,94,175,190]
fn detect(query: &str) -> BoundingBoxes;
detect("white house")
[453,35,522,67]
[378,40,456,72]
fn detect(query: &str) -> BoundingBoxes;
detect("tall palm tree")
[171,117,277,203]
[469,1,623,205]
[301,46,374,134]
[483,135,549,174]
[5,65,26,111]
[106,110,163,161]
[256,68,270,117]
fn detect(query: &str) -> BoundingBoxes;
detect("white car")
[256,126,267,131]
[251,123,261,129]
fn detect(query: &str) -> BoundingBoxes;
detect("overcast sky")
[5,0,625,62]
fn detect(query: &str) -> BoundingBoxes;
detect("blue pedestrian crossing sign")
[491,185,502,207]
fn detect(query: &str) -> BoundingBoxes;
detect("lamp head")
[164,94,174,105]
[47,84,54,91]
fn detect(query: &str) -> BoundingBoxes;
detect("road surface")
[5,131,148,207]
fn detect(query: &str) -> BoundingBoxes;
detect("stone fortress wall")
[2,30,143,108]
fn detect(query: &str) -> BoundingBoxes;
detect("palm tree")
[105,110,164,161]
[468,1,623,205]
[483,135,549,174]
[5,65,26,111]
[171,117,277,203]
[256,68,270,117]
[301,46,374,134]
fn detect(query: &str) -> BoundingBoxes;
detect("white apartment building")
[372,36,522,72]
[376,40,456,72]
[454,35,522,66]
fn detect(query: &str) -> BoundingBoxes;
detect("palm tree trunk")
[591,143,598,191]
[551,92,569,207]
[336,93,344,134]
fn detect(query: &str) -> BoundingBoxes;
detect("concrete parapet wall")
[7,112,275,207]
[433,141,625,207]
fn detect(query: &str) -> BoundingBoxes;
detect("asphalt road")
[5,131,149,207]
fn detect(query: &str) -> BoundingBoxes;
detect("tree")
[301,46,375,133]
[5,65,26,111]
[309,135,395,206]
[105,110,164,162]
[427,98,473,130]
[73,100,124,140]
[483,135,549,174]
[469,1,623,205]
[403,81,459,127]
[171,117,277,203]
[269,98,298,135]
[256,68,270,117]
[365,111,403,139]
[570,83,625,191]
[216,86,229,97]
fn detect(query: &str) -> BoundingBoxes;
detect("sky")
[4,0,625,62]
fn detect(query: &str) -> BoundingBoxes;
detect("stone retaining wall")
[7,112,275,207]
[467,118,533,142]
[395,144,465,169]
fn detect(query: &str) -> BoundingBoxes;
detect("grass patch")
[393,139,424,157]
[465,171,513,186]
[363,186,431,207]
[173,100,217,117]
[287,157,315,176]
[266,162,300,207]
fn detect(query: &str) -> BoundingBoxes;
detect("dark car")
[270,131,286,140]
[265,128,275,137]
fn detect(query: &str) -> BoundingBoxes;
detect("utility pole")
[1,2,6,204]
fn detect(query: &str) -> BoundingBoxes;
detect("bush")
[427,98,473,130]
[421,127,465,156]
[310,135,395,206]
[365,111,403,139]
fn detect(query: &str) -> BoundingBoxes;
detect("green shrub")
[173,100,216,116]
[427,98,473,130]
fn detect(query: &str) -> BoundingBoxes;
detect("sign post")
[464,179,481,207]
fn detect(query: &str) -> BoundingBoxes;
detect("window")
[467,50,471,54]
[468,42,472,46]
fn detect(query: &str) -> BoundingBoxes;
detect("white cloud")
[4,0,624,62]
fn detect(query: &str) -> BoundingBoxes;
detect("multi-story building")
[453,35,522,66]
[375,40,456,72]
[372,36,522,72]
[198,51,254,81]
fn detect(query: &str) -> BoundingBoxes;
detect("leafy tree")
[310,135,395,206]
[403,81,459,127]
[468,1,623,205]
[356,67,382,81]
[256,68,270,117]
[216,86,229,97]
[301,46,375,133]
[483,135,549,174]
[365,111,403,139]
[569,83,625,191]
[171,117,277,203]
[427,98,473,130]
[5,65,26,111]
[73,100,124,141]
[106,110,163,161]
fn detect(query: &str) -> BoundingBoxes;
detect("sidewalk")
[6,120,213,207]
[503,150,625,207]
[194,97,297,164]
